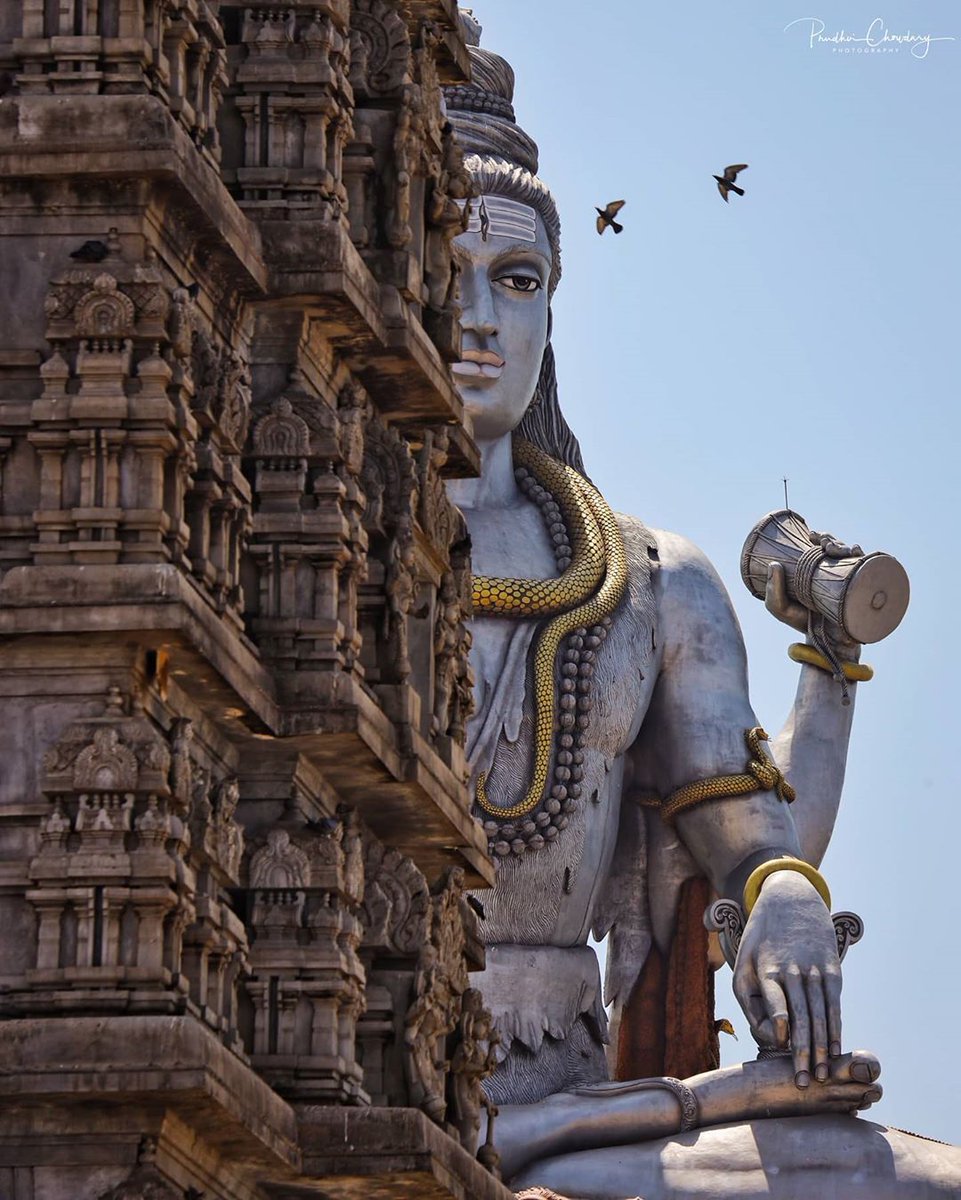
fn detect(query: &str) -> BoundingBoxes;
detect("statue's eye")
[498,274,542,293]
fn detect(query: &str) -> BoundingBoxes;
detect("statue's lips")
[452,351,504,380]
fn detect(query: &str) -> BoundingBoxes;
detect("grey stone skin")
[444,198,961,1195]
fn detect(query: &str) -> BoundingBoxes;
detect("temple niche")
[0,2,504,1198]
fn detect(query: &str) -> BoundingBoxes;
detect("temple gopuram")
[0,3,508,1197]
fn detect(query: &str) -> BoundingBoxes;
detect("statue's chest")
[468,596,655,944]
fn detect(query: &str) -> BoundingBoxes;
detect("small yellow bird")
[715,1018,738,1039]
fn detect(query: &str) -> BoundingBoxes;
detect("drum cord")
[794,541,852,705]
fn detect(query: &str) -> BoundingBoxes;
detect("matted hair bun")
[445,46,540,175]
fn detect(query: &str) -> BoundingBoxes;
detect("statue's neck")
[446,433,523,511]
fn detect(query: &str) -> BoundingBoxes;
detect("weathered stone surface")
[297,1107,514,1200]
[0,1,495,1195]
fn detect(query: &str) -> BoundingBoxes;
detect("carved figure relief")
[349,0,411,97]
[383,512,418,682]
[361,840,430,954]
[448,987,499,1153]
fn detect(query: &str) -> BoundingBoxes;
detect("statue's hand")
[732,870,842,1088]
[764,563,860,659]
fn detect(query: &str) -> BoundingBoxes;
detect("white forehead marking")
[457,195,538,242]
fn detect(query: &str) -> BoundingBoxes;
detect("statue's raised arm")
[442,14,960,1198]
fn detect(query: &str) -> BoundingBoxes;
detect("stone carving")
[220,349,253,452]
[170,718,194,810]
[337,381,368,479]
[383,512,418,683]
[360,415,417,535]
[135,795,171,843]
[6,690,212,1024]
[73,273,137,339]
[96,1135,182,1200]
[168,286,196,361]
[404,942,449,1122]
[448,987,499,1154]
[233,2,351,207]
[43,688,172,798]
[417,427,460,553]
[362,841,430,954]
[213,776,245,882]
[252,397,310,461]
[388,84,417,249]
[190,329,252,451]
[397,870,485,1130]
[73,727,139,792]
[425,137,472,313]
[349,0,411,97]
[432,569,460,739]
[246,814,368,1103]
[249,828,310,890]
[1,4,504,1193]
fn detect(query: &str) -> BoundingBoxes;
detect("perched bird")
[69,239,110,263]
[595,199,626,235]
[713,164,748,202]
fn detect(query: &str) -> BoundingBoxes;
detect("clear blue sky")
[471,0,961,1143]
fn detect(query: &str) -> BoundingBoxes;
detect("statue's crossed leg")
[507,1052,961,1199]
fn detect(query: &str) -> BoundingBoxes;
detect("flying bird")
[713,164,748,203]
[69,240,110,262]
[596,199,626,235]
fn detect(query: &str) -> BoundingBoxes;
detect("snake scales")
[659,726,796,823]
[472,439,629,820]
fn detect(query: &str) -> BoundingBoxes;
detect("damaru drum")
[740,509,910,645]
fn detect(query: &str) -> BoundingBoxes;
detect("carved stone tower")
[0,3,506,1197]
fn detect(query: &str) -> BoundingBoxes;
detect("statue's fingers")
[765,562,788,610]
[804,967,829,1081]
[823,965,842,1058]
[764,564,807,633]
[781,968,812,1086]
[758,976,790,1049]
[733,971,768,1035]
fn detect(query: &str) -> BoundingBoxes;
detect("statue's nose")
[459,271,498,338]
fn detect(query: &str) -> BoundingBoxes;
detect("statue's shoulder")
[616,514,735,621]
[614,514,716,579]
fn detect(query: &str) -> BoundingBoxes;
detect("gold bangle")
[788,642,873,682]
[743,855,832,916]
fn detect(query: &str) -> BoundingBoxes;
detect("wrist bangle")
[789,642,873,682]
[743,855,832,916]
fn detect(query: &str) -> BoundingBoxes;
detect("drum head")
[842,554,910,643]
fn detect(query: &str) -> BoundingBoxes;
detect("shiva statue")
[442,16,961,1199]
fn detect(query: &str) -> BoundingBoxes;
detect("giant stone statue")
[442,16,961,1198]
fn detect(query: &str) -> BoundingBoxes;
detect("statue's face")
[452,199,552,442]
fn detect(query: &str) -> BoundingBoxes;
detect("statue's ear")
[546,306,553,342]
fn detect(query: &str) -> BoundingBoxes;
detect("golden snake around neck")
[472,438,629,820]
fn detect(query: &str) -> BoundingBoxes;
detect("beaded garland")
[478,463,612,858]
